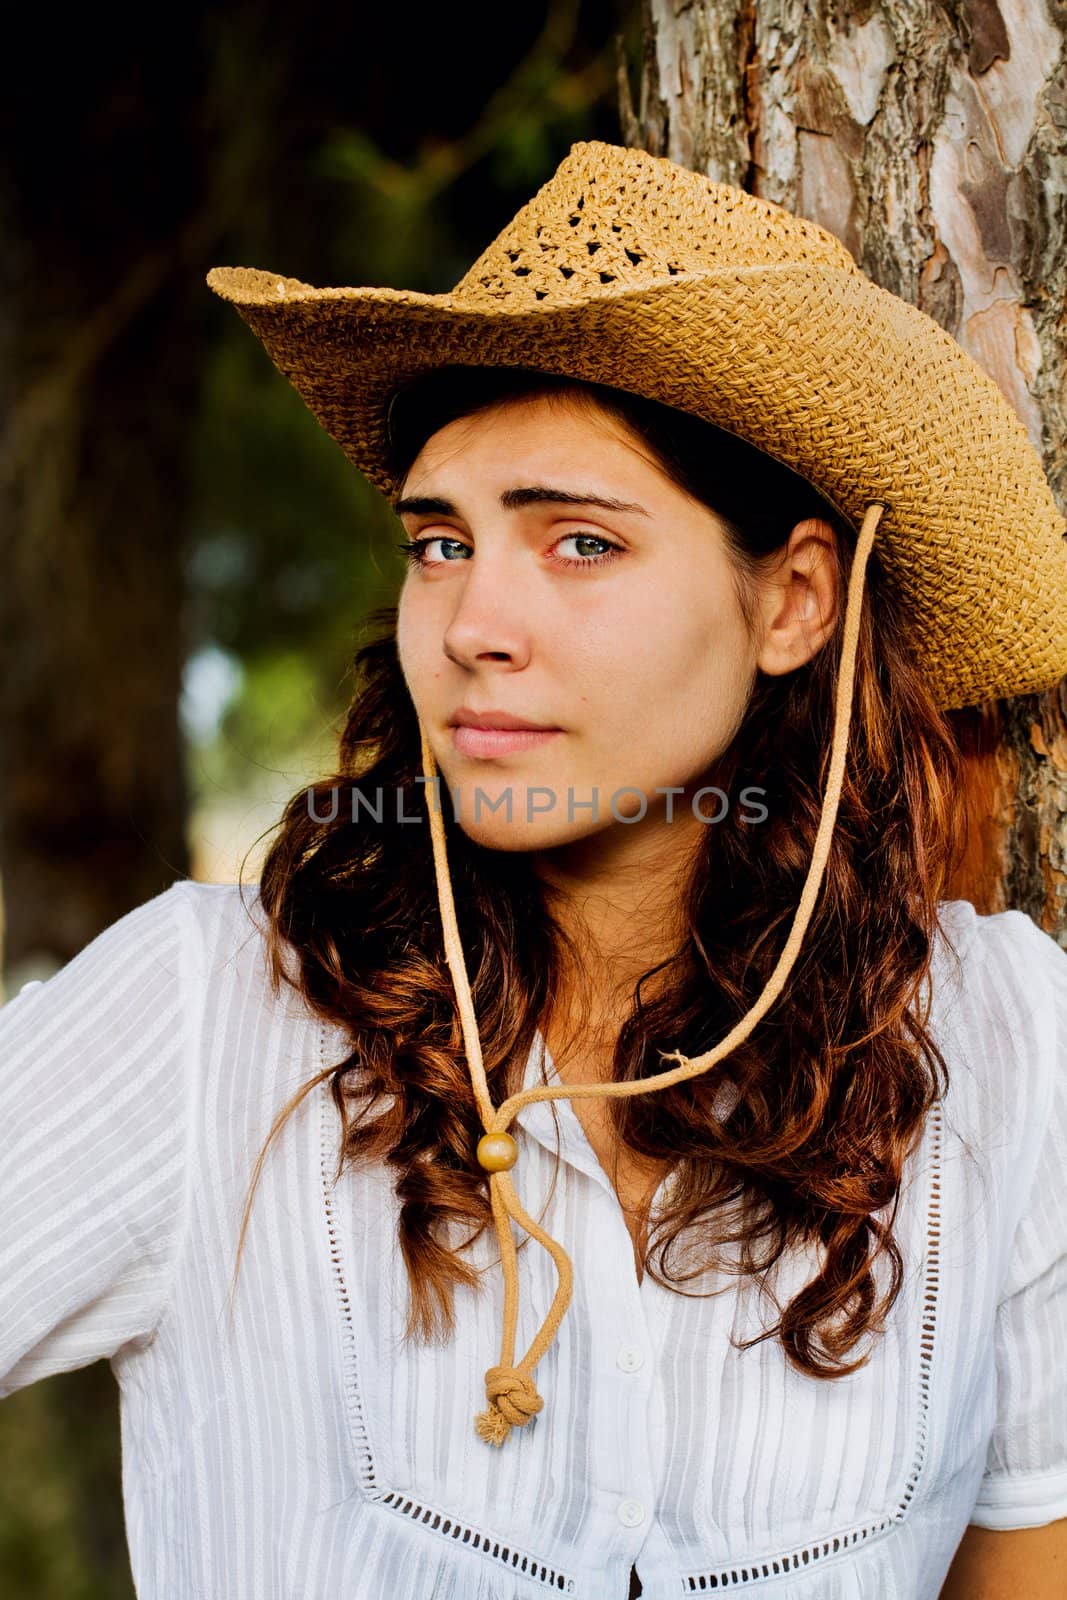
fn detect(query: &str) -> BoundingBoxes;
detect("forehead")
[423,389,625,442]
[398,391,664,493]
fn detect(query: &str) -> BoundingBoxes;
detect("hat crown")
[451,141,857,310]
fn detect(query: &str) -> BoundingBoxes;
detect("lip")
[451,726,563,759]
[450,707,559,731]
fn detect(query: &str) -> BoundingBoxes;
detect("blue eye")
[396,536,472,568]
[553,533,624,568]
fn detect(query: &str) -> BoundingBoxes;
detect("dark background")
[0,4,638,1592]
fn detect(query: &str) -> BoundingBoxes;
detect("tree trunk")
[0,276,199,988]
[0,26,213,988]
[620,0,1067,933]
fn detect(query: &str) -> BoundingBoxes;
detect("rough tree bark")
[620,0,1067,933]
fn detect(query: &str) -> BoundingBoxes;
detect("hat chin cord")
[416,500,886,1446]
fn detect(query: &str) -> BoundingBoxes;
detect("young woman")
[3,141,1067,1600]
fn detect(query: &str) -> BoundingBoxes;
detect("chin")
[457,817,604,854]
[433,778,605,853]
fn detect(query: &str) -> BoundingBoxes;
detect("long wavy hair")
[232,365,970,1379]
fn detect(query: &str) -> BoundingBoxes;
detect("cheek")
[395,587,437,699]
[621,579,746,681]
[395,598,431,716]
[619,604,753,750]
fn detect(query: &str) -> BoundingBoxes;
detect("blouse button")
[617,1499,646,1528]
[616,1345,645,1372]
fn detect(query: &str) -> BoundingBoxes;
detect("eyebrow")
[393,486,651,518]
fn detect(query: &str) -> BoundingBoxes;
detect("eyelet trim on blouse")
[681,1099,945,1591]
[317,1026,580,1595]
[378,1490,578,1592]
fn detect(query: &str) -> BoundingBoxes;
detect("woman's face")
[395,392,824,857]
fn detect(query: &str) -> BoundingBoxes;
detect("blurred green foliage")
[0,1367,135,1598]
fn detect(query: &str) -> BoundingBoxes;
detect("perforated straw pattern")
[450,144,855,307]
[206,138,1067,712]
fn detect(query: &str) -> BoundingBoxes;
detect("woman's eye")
[553,533,624,568]
[396,535,471,568]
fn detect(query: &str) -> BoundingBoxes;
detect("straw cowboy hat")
[207,140,1067,1446]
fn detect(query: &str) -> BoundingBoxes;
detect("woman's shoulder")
[164,875,268,970]
[931,896,1065,1202]
[164,876,319,1033]
[6,876,314,1043]
[0,875,306,1078]
[161,874,266,945]
[932,894,1067,1021]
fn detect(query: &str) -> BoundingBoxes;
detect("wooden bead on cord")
[476,1132,519,1172]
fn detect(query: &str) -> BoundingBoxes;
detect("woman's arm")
[0,881,196,1394]
[939,1518,1067,1598]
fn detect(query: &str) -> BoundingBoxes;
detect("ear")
[754,518,839,677]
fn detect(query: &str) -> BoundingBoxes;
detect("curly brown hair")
[231,366,970,1380]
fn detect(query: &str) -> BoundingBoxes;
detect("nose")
[442,549,533,669]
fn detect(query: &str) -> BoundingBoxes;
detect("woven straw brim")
[206,260,1067,712]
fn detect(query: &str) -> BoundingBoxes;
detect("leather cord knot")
[474,1365,544,1446]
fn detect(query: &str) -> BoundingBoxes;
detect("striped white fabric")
[2,879,1066,1599]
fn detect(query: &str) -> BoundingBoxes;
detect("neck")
[532,800,704,1064]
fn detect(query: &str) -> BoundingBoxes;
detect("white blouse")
[2,879,1066,1599]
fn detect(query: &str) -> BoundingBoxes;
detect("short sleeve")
[0,880,199,1397]
[970,910,1067,1530]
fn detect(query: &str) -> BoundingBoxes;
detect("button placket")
[583,1200,658,1559]
[518,1031,661,1563]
